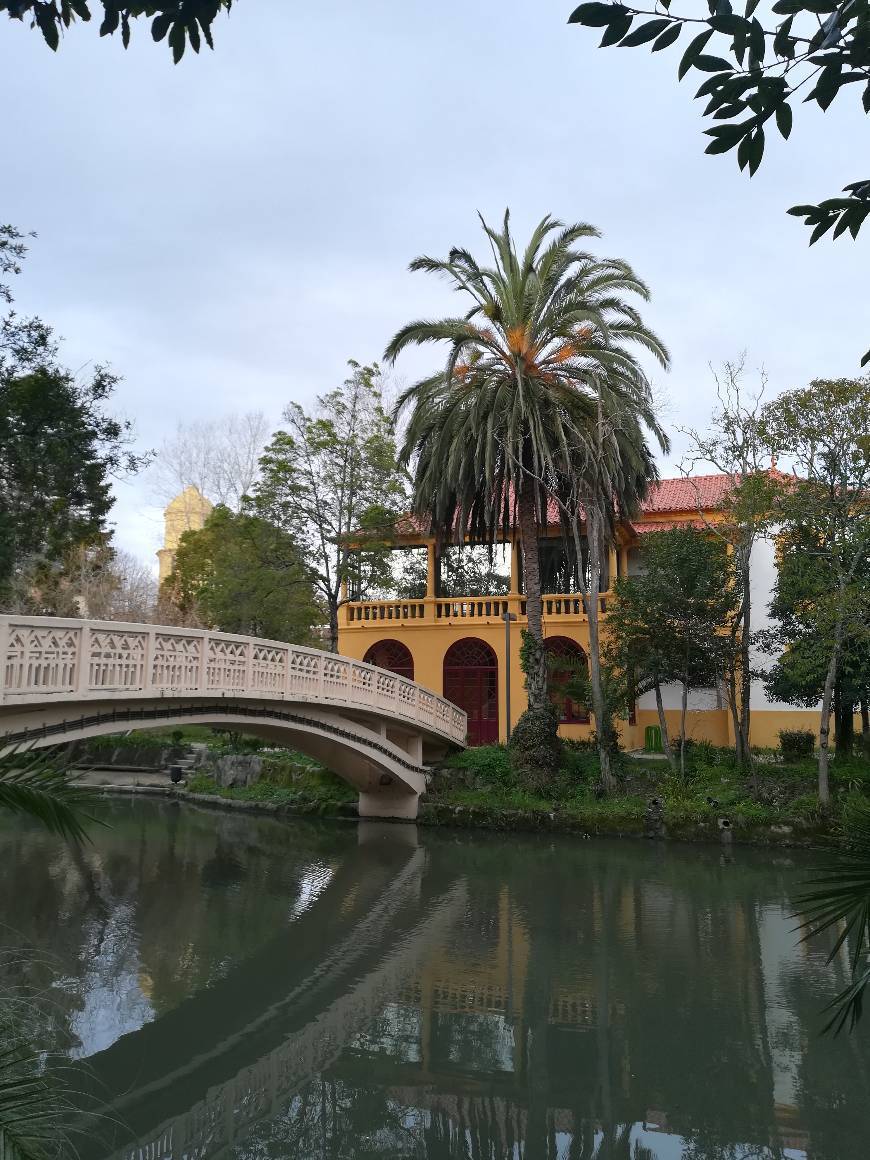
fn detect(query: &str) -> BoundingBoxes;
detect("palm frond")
[0,1041,58,1160]
[0,745,100,844]
[796,801,870,1033]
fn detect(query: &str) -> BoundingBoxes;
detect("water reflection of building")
[15,811,865,1160]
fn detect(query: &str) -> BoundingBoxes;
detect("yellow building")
[156,485,214,585]
[338,473,822,749]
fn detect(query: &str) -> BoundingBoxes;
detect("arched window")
[545,636,589,724]
[363,639,414,681]
[443,638,499,747]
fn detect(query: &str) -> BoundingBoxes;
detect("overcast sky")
[3,0,866,568]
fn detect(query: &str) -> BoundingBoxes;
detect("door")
[443,637,499,746]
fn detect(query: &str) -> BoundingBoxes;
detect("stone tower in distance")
[157,486,214,585]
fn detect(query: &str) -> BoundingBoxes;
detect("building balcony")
[343,591,609,628]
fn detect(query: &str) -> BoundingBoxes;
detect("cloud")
[3,0,865,562]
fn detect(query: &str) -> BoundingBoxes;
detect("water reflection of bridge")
[43,819,867,1160]
[70,825,464,1159]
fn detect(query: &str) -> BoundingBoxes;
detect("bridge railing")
[0,617,467,747]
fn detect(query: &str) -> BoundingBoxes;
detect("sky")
[3,0,867,568]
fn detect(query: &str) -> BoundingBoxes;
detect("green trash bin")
[644,724,663,753]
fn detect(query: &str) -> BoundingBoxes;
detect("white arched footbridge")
[0,616,466,819]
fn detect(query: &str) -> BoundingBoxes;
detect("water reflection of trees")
[0,802,356,1059]
[2,808,869,1159]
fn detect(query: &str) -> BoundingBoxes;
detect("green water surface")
[0,798,867,1159]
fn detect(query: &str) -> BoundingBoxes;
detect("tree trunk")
[586,504,615,794]
[818,649,840,807]
[738,552,753,770]
[679,672,689,779]
[517,487,546,711]
[861,693,870,755]
[818,590,849,806]
[327,597,339,654]
[726,655,744,767]
[654,681,677,772]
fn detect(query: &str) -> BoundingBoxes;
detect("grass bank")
[179,741,870,845]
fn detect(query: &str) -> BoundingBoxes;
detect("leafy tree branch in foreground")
[569,1,870,363]
[2,1,235,62]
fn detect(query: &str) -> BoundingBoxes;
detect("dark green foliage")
[798,800,870,1032]
[167,505,321,642]
[253,361,406,651]
[568,2,870,363]
[759,377,870,799]
[187,754,357,810]
[0,367,143,602]
[2,1,235,62]
[779,729,815,761]
[509,704,564,789]
[443,744,512,785]
[0,228,146,607]
[606,527,737,770]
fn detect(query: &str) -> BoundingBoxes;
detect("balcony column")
[619,547,629,579]
[606,546,618,592]
[509,539,521,594]
[426,541,437,599]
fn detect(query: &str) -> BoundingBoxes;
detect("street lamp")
[502,609,517,742]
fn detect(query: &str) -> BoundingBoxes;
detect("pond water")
[0,798,867,1159]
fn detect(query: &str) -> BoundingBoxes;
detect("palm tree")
[386,211,668,775]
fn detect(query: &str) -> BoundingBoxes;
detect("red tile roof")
[640,473,733,514]
[393,473,735,538]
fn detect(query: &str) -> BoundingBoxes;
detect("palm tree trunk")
[679,671,689,779]
[586,504,615,793]
[517,486,547,711]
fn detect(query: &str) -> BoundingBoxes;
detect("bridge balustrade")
[0,617,467,748]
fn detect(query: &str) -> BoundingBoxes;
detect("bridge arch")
[0,617,466,818]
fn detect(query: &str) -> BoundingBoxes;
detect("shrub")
[561,746,600,784]
[206,729,265,755]
[85,730,168,751]
[779,730,815,762]
[564,737,598,753]
[186,774,219,794]
[446,745,512,784]
[789,793,824,821]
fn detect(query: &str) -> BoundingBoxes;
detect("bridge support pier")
[357,787,421,821]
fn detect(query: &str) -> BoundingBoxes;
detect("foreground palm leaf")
[0,745,97,844]
[0,1042,58,1160]
[797,803,870,1034]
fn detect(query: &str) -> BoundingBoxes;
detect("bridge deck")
[0,617,466,818]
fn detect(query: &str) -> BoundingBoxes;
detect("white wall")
[748,532,821,712]
[636,684,720,712]
[629,530,818,716]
